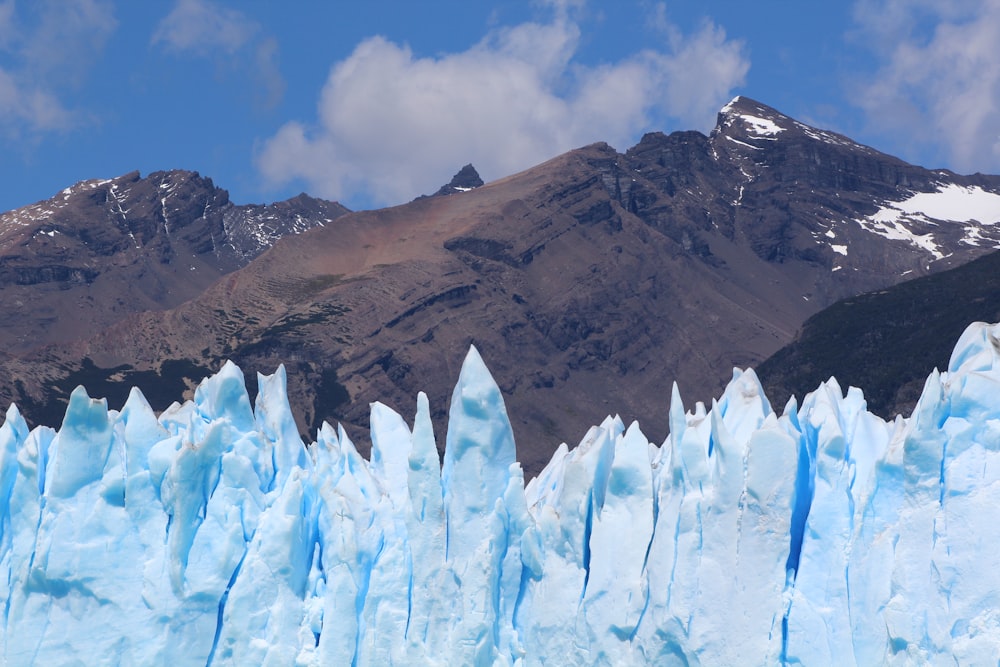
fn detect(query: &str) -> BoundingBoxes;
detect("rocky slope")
[3,97,1000,476]
[0,170,348,351]
[758,247,1000,419]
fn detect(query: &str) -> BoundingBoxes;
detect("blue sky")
[0,0,997,213]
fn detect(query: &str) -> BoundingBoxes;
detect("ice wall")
[3,323,1000,665]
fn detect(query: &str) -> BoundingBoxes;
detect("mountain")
[3,97,1000,477]
[758,247,1000,419]
[427,163,484,197]
[3,320,1000,664]
[0,170,349,352]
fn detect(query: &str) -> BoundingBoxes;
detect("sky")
[0,0,999,214]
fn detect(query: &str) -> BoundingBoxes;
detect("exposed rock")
[3,98,1000,478]
[429,163,484,197]
[0,170,349,351]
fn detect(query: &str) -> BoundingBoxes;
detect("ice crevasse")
[3,322,1000,665]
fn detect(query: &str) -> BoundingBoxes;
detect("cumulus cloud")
[0,0,115,137]
[256,4,748,207]
[852,0,1000,172]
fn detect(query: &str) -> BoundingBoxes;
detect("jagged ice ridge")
[4,323,1000,665]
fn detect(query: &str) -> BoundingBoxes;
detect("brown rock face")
[4,97,1000,478]
[0,170,348,352]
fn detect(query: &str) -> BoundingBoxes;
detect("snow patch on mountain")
[724,134,762,150]
[856,183,1000,259]
[719,96,786,139]
[891,184,1000,223]
[739,113,785,137]
[718,96,879,157]
[860,209,945,259]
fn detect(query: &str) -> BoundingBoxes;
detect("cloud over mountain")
[255,3,748,207]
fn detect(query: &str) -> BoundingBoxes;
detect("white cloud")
[0,0,115,137]
[256,5,748,207]
[23,0,116,82]
[253,36,284,110]
[0,1,14,49]
[152,0,256,55]
[853,0,1000,172]
[0,68,72,132]
[152,0,284,108]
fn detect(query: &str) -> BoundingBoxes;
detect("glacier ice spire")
[438,345,525,664]
[2,325,1000,664]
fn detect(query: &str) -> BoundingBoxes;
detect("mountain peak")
[431,164,484,197]
[719,95,784,117]
[715,96,792,141]
[712,95,880,160]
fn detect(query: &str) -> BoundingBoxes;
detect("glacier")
[3,324,1000,665]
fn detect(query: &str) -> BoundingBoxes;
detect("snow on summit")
[719,95,787,137]
[717,95,876,153]
[4,323,1000,663]
[740,114,785,136]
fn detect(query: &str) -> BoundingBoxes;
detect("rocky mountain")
[429,163,484,197]
[0,170,348,351]
[3,97,1000,476]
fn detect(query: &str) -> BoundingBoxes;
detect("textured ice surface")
[4,325,1000,665]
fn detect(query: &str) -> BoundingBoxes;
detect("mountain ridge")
[3,96,1000,476]
[0,169,349,352]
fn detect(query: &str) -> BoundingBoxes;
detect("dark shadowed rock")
[429,164,484,197]
[758,248,1000,420]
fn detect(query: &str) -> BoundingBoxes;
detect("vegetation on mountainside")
[759,250,1000,418]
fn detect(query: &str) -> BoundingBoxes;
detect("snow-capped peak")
[719,95,743,115]
[714,96,876,155]
[718,96,786,138]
